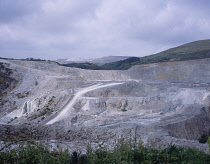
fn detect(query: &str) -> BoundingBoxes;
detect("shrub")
[121,108,127,112]
[198,134,209,143]
[0,143,71,164]
[0,139,210,164]
[207,137,210,153]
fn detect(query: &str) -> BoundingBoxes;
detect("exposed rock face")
[128,59,210,83]
[0,62,19,94]
[0,58,210,152]
[0,62,19,116]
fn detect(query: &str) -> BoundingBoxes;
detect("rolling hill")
[62,39,210,70]
[137,39,210,64]
[56,56,131,65]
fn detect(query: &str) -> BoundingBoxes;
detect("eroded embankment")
[128,58,210,83]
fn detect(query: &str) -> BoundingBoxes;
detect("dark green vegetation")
[1,140,210,164]
[199,131,210,144]
[24,58,47,61]
[138,39,210,64]
[61,57,141,70]
[0,57,50,62]
[62,62,102,70]
[102,57,141,70]
[0,142,71,164]
[62,39,210,70]
[0,63,17,97]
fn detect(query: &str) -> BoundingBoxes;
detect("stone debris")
[0,58,209,152]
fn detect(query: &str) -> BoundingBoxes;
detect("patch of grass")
[28,108,53,121]
[0,78,4,83]
[0,142,71,164]
[62,62,102,70]
[0,139,210,164]
[208,137,210,152]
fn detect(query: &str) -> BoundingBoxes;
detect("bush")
[208,137,210,153]
[0,140,210,164]
[0,143,71,164]
[199,134,209,143]
[121,108,127,112]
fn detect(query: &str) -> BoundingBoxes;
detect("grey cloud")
[0,0,210,60]
[0,0,42,23]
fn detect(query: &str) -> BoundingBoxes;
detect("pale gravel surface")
[46,82,123,125]
[0,58,210,152]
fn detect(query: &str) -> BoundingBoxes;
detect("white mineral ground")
[0,58,210,152]
[46,82,123,125]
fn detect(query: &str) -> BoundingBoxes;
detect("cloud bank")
[0,0,210,60]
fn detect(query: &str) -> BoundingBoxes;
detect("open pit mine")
[0,58,210,152]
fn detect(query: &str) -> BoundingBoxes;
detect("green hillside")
[101,57,141,70]
[61,57,140,70]
[137,39,210,64]
[61,39,210,70]
[62,62,102,70]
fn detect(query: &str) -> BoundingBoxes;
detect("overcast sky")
[0,0,210,60]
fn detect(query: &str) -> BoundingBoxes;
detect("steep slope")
[0,63,18,95]
[0,62,19,115]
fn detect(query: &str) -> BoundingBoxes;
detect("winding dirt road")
[46,82,123,125]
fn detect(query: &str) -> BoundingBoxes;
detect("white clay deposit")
[0,58,210,152]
